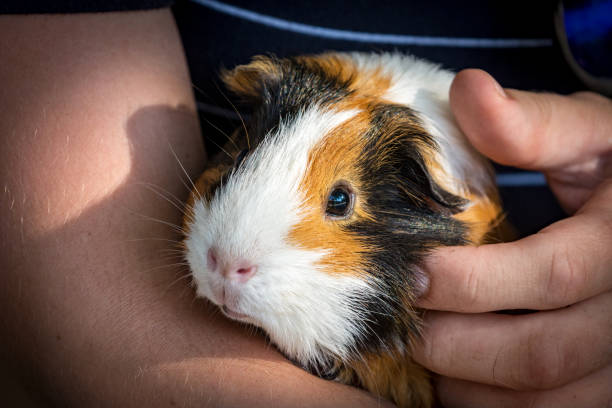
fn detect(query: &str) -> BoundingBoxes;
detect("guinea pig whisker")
[159,247,188,255]
[198,298,220,314]
[158,253,188,264]
[190,81,208,99]
[166,142,203,202]
[244,322,258,338]
[135,182,188,216]
[214,80,251,151]
[177,176,200,206]
[201,117,240,153]
[157,255,186,264]
[164,270,194,291]
[203,131,233,160]
[122,237,184,245]
[188,291,198,307]
[130,211,186,235]
[159,256,189,266]
[133,262,191,295]
[146,261,190,272]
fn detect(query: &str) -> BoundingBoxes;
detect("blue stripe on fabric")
[496,172,547,187]
[191,0,552,48]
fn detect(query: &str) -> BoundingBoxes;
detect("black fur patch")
[346,103,468,356]
[239,56,353,149]
[205,56,354,198]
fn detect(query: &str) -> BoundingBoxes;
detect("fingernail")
[413,265,430,299]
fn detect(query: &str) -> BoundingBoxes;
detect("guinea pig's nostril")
[207,248,218,271]
[225,264,257,282]
[237,266,255,275]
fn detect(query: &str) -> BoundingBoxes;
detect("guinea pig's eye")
[234,149,249,167]
[326,184,354,219]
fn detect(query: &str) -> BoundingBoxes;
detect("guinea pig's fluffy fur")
[183,52,503,408]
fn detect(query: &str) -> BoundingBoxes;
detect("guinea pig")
[183,52,503,408]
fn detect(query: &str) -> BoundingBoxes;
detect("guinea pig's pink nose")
[223,264,257,283]
[207,248,256,283]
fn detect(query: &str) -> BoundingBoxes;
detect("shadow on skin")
[2,104,289,406]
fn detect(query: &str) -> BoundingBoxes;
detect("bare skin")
[414,70,612,408]
[0,10,390,407]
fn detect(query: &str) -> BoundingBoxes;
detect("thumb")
[449,69,612,171]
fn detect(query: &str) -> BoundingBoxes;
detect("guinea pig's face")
[185,107,379,368]
[184,54,495,370]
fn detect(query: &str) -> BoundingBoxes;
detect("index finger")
[418,181,612,312]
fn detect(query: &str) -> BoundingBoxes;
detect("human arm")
[0,10,390,407]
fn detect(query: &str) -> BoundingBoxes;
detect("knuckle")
[462,261,482,310]
[540,242,587,307]
[415,313,444,371]
[512,325,579,390]
[524,352,561,390]
[571,90,611,107]
[518,94,554,166]
[417,315,460,376]
[421,325,437,368]
[518,332,559,389]
[535,100,554,135]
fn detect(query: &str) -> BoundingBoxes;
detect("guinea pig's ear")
[409,153,469,214]
[426,176,469,214]
[221,55,282,102]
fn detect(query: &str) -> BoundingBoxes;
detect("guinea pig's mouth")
[221,305,251,321]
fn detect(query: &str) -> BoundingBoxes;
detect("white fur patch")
[185,106,376,367]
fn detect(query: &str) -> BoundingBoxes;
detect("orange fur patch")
[283,55,400,276]
[221,56,281,99]
[296,54,393,102]
[453,191,504,244]
[336,351,433,408]
[287,111,374,276]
